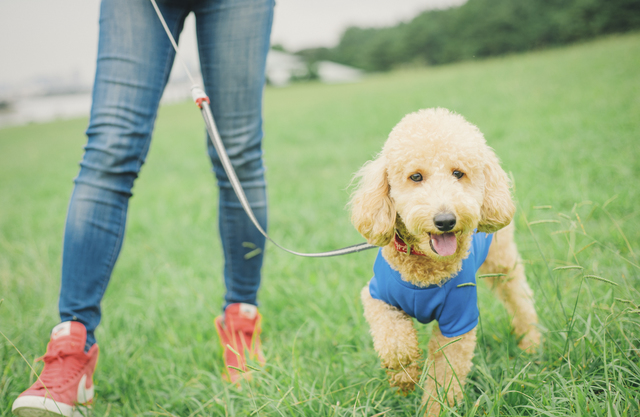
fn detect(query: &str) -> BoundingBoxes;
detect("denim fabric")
[58,0,274,349]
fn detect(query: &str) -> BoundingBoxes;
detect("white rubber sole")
[11,396,90,417]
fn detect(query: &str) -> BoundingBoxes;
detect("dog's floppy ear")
[477,149,515,233]
[349,155,396,246]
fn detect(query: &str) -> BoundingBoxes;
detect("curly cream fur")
[352,108,540,416]
[423,326,477,416]
[477,151,516,233]
[350,156,396,246]
[361,286,422,375]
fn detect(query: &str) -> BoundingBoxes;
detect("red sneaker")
[12,321,99,417]
[214,303,265,383]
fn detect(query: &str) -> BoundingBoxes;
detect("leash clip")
[191,85,210,109]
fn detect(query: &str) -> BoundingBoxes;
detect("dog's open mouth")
[429,232,457,257]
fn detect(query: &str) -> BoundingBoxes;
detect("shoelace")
[36,343,85,388]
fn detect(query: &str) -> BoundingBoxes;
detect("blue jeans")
[59,0,274,349]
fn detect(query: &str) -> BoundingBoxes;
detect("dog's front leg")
[422,325,476,417]
[480,223,541,350]
[361,285,422,392]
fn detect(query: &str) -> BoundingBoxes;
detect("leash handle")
[195,87,376,257]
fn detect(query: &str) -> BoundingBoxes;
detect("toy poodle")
[350,108,540,416]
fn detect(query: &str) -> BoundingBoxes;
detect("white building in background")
[266,50,309,87]
[0,50,365,127]
[315,60,364,84]
[266,50,363,87]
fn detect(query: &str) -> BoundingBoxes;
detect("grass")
[1,32,639,416]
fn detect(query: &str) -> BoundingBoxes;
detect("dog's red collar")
[394,232,426,256]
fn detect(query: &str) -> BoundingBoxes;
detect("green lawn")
[1,32,639,416]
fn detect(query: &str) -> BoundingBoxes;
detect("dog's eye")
[453,170,465,179]
[410,173,423,182]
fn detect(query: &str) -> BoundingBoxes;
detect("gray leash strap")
[197,90,376,257]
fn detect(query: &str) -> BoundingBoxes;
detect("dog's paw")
[387,362,421,394]
[518,329,541,351]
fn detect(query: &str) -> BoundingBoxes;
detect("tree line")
[298,0,640,71]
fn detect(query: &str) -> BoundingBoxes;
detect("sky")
[0,0,465,92]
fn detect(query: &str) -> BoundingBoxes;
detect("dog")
[350,108,540,416]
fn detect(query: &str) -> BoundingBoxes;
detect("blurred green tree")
[299,0,640,71]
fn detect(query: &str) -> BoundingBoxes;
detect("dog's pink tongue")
[431,233,457,256]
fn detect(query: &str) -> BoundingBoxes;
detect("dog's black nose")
[434,213,456,232]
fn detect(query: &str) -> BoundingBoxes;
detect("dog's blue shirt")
[369,232,493,338]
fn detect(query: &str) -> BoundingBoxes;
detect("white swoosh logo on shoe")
[77,374,94,404]
[51,321,72,339]
[240,303,257,319]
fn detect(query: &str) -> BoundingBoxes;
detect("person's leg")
[58,0,190,350]
[13,2,193,415]
[194,0,274,309]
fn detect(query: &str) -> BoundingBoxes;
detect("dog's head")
[350,108,515,259]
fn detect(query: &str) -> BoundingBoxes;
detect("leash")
[149,0,376,257]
